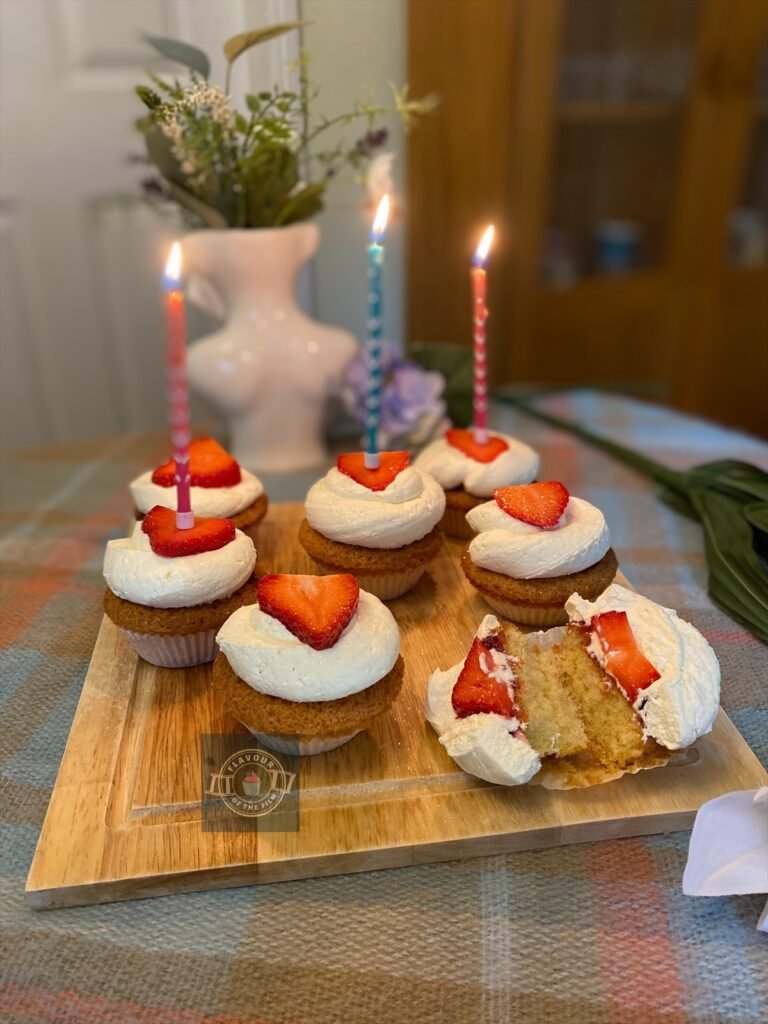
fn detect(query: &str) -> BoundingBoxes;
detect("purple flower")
[340,341,448,449]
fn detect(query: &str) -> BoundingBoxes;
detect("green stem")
[224,61,232,97]
[493,392,687,494]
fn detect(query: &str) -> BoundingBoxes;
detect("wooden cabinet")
[407,0,768,436]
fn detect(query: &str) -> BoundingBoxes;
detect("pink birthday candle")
[162,242,193,530]
[471,224,495,447]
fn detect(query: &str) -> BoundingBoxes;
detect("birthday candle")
[471,225,495,446]
[162,242,193,530]
[365,195,390,470]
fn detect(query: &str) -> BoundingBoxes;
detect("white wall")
[300,0,406,350]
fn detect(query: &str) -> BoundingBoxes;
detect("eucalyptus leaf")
[223,22,307,64]
[494,392,768,644]
[144,34,210,79]
[166,181,228,229]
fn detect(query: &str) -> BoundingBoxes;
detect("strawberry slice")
[152,438,241,488]
[494,481,569,528]
[257,573,360,650]
[445,428,509,464]
[337,451,410,491]
[141,505,235,557]
[590,610,661,703]
[451,628,518,719]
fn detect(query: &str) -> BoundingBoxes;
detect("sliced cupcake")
[461,481,617,626]
[426,590,719,789]
[299,451,446,600]
[214,573,403,755]
[103,506,258,667]
[415,427,539,539]
[130,437,268,536]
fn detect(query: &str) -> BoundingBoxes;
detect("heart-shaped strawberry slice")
[445,428,509,464]
[141,505,235,557]
[152,438,241,488]
[336,451,410,491]
[451,626,519,719]
[590,610,660,703]
[257,574,360,650]
[494,481,569,528]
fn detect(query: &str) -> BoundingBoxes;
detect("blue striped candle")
[364,195,390,469]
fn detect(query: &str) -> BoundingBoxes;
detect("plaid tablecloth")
[1,390,766,1024]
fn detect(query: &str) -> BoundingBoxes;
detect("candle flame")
[163,241,183,288]
[473,224,495,267]
[371,194,391,243]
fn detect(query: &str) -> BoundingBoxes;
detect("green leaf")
[223,22,308,64]
[274,182,325,226]
[744,501,768,535]
[144,34,210,79]
[166,181,229,229]
[135,85,162,110]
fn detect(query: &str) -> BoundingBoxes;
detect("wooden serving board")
[27,504,767,909]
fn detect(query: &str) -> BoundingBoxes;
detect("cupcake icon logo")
[207,747,296,819]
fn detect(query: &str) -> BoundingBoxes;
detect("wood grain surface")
[26,504,767,909]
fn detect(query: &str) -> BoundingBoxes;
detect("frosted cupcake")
[130,438,268,536]
[415,428,539,539]
[214,573,403,755]
[461,481,617,626]
[299,451,446,600]
[103,506,257,667]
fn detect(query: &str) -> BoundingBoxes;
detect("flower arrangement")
[135,23,436,229]
[340,342,448,451]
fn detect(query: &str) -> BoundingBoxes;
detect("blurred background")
[1,0,766,453]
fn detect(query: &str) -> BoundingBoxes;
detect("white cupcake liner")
[248,729,363,756]
[479,593,568,627]
[309,560,426,601]
[121,628,218,668]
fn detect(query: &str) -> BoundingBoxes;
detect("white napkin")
[683,787,768,932]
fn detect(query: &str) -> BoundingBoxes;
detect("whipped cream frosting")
[103,522,256,608]
[414,433,539,497]
[216,590,400,701]
[304,466,445,549]
[467,496,610,579]
[566,584,720,749]
[425,614,541,786]
[130,468,263,518]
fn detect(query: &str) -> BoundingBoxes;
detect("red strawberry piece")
[590,610,661,703]
[445,428,509,464]
[141,505,235,557]
[494,481,570,528]
[151,438,241,488]
[257,573,360,651]
[336,451,410,492]
[451,633,518,720]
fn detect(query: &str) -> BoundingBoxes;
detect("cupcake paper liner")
[441,506,476,541]
[478,593,568,628]
[248,729,363,756]
[121,628,218,668]
[308,560,426,601]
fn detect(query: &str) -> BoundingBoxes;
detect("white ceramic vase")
[184,224,356,472]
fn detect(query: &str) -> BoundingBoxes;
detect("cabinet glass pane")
[542,0,698,287]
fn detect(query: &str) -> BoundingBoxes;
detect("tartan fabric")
[1,390,766,1024]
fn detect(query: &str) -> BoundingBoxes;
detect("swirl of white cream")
[305,466,446,549]
[216,590,400,701]
[566,584,720,750]
[103,522,256,608]
[466,496,610,579]
[425,616,541,785]
[130,468,263,518]
[415,434,539,497]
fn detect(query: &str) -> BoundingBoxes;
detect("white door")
[0,0,299,450]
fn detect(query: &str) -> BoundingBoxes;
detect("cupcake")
[415,427,539,539]
[130,437,268,536]
[214,572,403,755]
[461,481,617,626]
[103,505,258,667]
[426,590,719,789]
[299,451,445,600]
